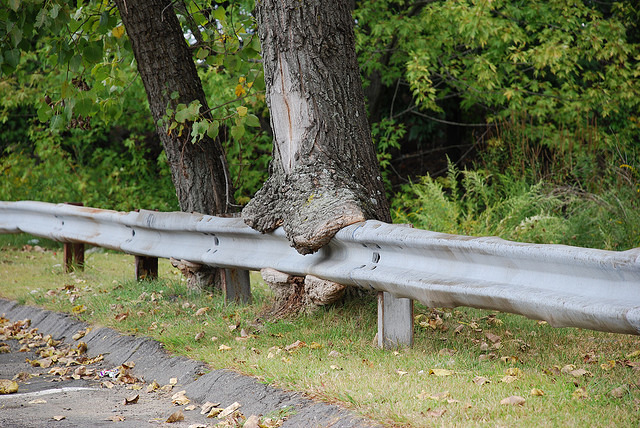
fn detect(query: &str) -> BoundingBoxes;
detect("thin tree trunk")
[114,0,235,216]
[115,0,235,289]
[243,0,391,255]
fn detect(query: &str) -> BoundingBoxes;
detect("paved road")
[0,299,377,427]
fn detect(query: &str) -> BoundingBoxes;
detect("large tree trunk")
[115,0,235,289]
[114,0,234,216]
[242,0,391,255]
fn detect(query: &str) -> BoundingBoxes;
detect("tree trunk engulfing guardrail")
[1,201,639,348]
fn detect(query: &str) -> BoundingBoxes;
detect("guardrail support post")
[62,202,85,272]
[377,291,413,348]
[223,268,251,304]
[63,242,85,272]
[135,256,158,280]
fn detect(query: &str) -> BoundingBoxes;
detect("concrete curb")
[0,298,378,427]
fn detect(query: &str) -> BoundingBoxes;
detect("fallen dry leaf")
[473,376,491,385]
[626,350,640,359]
[0,379,18,394]
[309,342,322,349]
[185,404,197,411]
[52,415,66,421]
[501,375,518,384]
[610,386,626,399]
[530,388,545,396]
[166,410,184,423]
[285,340,306,352]
[114,312,128,322]
[601,360,616,371]
[438,348,456,356]
[429,369,454,377]
[396,370,408,377]
[329,365,342,370]
[194,332,205,341]
[485,332,501,343]
[172,390,190,405]
[109,415,125,422]
[505,367,523,377]
[146,380,160,392]
[201,401,221,415]
[207,407,223,418]
[500,395,526,406]
[218,402,242,419]
[328,350,342,358]
[28,399,47,404]
[195,307,209,316]
[243,414,261,428]
[572,386,589,400]
[569,368,592,378]
[427,408,447,417]
[123,394,139,405]
[560,364,576,374]
[169,377,178,385]
[422,391,450,401]
[219,344,232,351]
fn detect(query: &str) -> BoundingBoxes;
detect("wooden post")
[223,268,251,304]
[135,256,158,280]
[63,202,85,272]
[63,241,85,272]
[377,291,414,349]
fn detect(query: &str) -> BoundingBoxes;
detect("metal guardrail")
[1,201,639,345]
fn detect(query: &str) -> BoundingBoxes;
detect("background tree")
[112,0,233,216]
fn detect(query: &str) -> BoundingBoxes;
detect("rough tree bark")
[114,0,234,216]
[242,0,391,255]
[114,0,235,289]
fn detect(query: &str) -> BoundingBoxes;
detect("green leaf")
[35,8,47,28]
[37,104,53,123]
[75,96,94,116]
[191,120,207,143]
[174,107,189,123]
[99,11,110,28]
[206,120,219,139]
[214,6,226,22]
[196,48,209,60]
[69,55,82,72]
[245,114,260,127]
[8,0,20,12]
[3,49,20,69]
[82,41,103,64]
[50,4,61,19]
[50,114,64,130]
[230,124,245,140]
[170,91,179,100]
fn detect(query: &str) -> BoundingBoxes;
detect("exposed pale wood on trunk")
[243,0,391,255]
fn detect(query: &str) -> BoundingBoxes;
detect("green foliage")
[405,0,640,146]
[0,0,271,208]
[0,119,178,211]
[355,0,640,189]
[392,161,639,251]
[371,117,405,192]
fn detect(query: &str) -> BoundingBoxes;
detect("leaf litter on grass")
[4,249,640,427]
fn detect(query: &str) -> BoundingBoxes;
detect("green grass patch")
[1,235,640,427]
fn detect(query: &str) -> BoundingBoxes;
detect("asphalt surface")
[0,298,378,427]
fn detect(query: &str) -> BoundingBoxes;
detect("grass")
[2,233,640,427]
